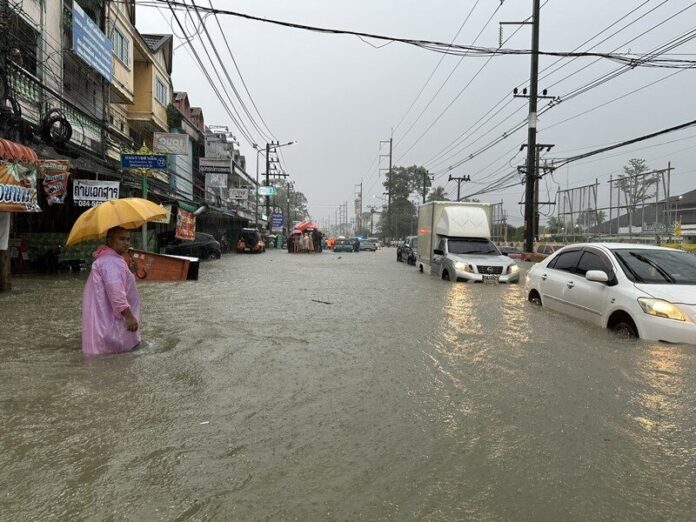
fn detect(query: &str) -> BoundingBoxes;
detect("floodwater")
[1,249,695,520]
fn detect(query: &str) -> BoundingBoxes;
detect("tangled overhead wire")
[146,0,696,68]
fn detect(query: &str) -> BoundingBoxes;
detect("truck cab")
[432,236,518,283]
[418,202,519,284]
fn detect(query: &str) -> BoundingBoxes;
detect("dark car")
[236,228,265,254]
[397,236,417,264]
[499,245,522,260]
[333,238,354,253]
[159,231,221,260]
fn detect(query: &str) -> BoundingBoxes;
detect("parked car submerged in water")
[235,228,265,253]
[359,239,378,251]
[333,238,354,253]
[525,243,696,344]
[159,231,221,260]
[397,236,418,264]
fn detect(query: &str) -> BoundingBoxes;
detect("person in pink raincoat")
[82,227,141,355]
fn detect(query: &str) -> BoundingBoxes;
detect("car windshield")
[448,238,499,255]
[612,249,696,285]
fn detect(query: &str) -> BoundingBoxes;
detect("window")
[111,28,129,66]
[612,249,696,285]
[436,239,446,253]
[576,251,609,277]
[447,238,498,255]
[155,77,168,105]
[550,250,582,272]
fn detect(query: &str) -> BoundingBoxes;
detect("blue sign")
[271,212,284,229]
[72,3,113,83]
[121,154,167,170]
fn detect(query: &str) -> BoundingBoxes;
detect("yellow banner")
[0,161,41,212]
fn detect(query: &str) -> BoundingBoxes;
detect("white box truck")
[417,201,519,283]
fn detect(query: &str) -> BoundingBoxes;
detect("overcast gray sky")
[137,0,696,226]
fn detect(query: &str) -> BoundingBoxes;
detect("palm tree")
[427,186,450,202]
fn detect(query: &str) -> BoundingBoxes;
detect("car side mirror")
[585,270,609,283]
[434,249,444,256]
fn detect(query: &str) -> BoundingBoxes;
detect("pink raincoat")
[82,246,141,355]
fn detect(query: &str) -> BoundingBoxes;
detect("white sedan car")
[525,243,696,344]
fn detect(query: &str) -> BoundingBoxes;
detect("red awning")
[0,139,38,163]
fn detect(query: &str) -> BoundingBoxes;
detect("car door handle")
[566,281,575,289]
[541,274,548,281]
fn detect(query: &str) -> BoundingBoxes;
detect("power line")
[144,0,696,67]
[391,0,482,133]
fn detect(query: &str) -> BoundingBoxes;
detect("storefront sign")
[72,3,113,83]
[175,208,196,241]
[205,173,227,188]
[229,188,249,201]
[258,186,276,196]
[152,204,172,225]
[121,154,167,170]
[153,133,189,155]
[199,158,232,174]
[0,161,40,212]
[73,179,119,207]
[271,212,284,230]
[39,160,70,205]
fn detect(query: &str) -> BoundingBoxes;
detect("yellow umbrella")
[66,198,168,246]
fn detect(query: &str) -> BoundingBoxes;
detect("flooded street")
[1,249,695,520]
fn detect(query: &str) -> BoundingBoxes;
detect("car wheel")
[442,270,450,281]
[611,320,638,339]
[397,254,402,262]
[528,290,542,306]
[207,251,220,260]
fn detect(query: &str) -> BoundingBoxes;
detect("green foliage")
[427,186,450,202]
[380,165,430,238]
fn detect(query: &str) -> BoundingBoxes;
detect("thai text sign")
[73,180,119,207]
[0,161,40,212]
[258,186,276,196]
[271,212,284,230]
[175,208,196,241]
[229,188,249,200]
[200,158,231,174]
[153,133,189,155]
[72,3,113,82]
[39,160,70,206]
[121,154,167,170]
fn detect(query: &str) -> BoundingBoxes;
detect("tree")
[616,158,659,235]
[427,185,450,202]
[381,165,430,238]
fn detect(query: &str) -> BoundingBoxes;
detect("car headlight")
[508,264,519,274]
[637,298,686,321]
[454,261,471,272]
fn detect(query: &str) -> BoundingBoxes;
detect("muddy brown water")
[1,249,695,520]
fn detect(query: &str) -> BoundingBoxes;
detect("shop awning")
[0,139,38,163]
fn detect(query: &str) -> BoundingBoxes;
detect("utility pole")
[379,138,393,239]
[265,141,271,233]
[448,174,471,201]
[523,0,541,253]
[422,169,433,203]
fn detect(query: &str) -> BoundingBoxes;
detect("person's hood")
[93,245,119,260]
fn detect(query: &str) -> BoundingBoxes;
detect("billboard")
[72,180,119,207]
[0,162,40,212]
[153,133,189,155]
[229,188,249,200]
[258,186,276,196]
[72,3,113,82]
[271,212,284,230]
